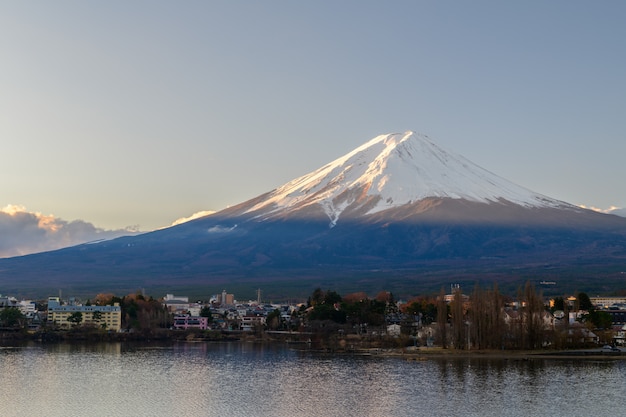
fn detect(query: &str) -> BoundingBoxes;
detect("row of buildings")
[0,294,123,331]
[1,290,279,333]
[2,291,626,344]
[163,293,295,331]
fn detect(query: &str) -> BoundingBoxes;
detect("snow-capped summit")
[243,131,573,226]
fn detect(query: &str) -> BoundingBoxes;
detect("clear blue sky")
[1,1,625,233]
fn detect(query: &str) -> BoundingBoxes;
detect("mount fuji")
[223,131,576,224]
[2,131,626,298]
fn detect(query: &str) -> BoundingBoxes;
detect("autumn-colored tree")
[94,293,116,306]
[402,297,437,325]
[375,291,393,303]
[121,293,170,330]
[342,292,368,304]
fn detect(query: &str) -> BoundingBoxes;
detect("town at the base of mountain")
[1,284,625,355]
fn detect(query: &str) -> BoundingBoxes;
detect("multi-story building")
[590,296,626,309]
[47,297,122,331]
[18,300,36,315]
[605,308,626,325]
[172,315,209,330]
[0,295,18,308]
[219,290,235,306]
[163,294,202,316]
[240,313,266,331]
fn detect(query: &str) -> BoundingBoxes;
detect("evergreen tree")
[67,312,83,327]
[577,292,593,311]
[0,307,25,328]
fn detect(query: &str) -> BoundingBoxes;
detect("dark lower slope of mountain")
[2,199,626,299]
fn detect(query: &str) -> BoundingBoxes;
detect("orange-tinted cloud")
[170,210,215,226]
[579,204,626,217]
[0,205,140,258]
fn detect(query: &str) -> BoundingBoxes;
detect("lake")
[1,342,624,416]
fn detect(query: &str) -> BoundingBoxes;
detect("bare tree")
[470,284,485,349]
[469,283,506,350]
[450,287,465,349]
[519,281,546,349]
[489,283,505,349]
[437,287,448,349]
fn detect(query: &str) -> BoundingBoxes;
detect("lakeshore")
[2,328,624,362]
[389,346,626,361]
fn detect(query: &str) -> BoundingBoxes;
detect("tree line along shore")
[1,282,624,354]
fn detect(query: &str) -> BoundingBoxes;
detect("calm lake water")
[1,341,625,417]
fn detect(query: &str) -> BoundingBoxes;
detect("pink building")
[173,315,209,330]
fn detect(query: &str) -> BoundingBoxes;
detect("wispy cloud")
[579,205,626,217]
[171,210,215,226]
[608,207,626,217]
[207,224,237,233]
[0,205,140,258]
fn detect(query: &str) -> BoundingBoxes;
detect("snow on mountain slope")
[244,131,575,225]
